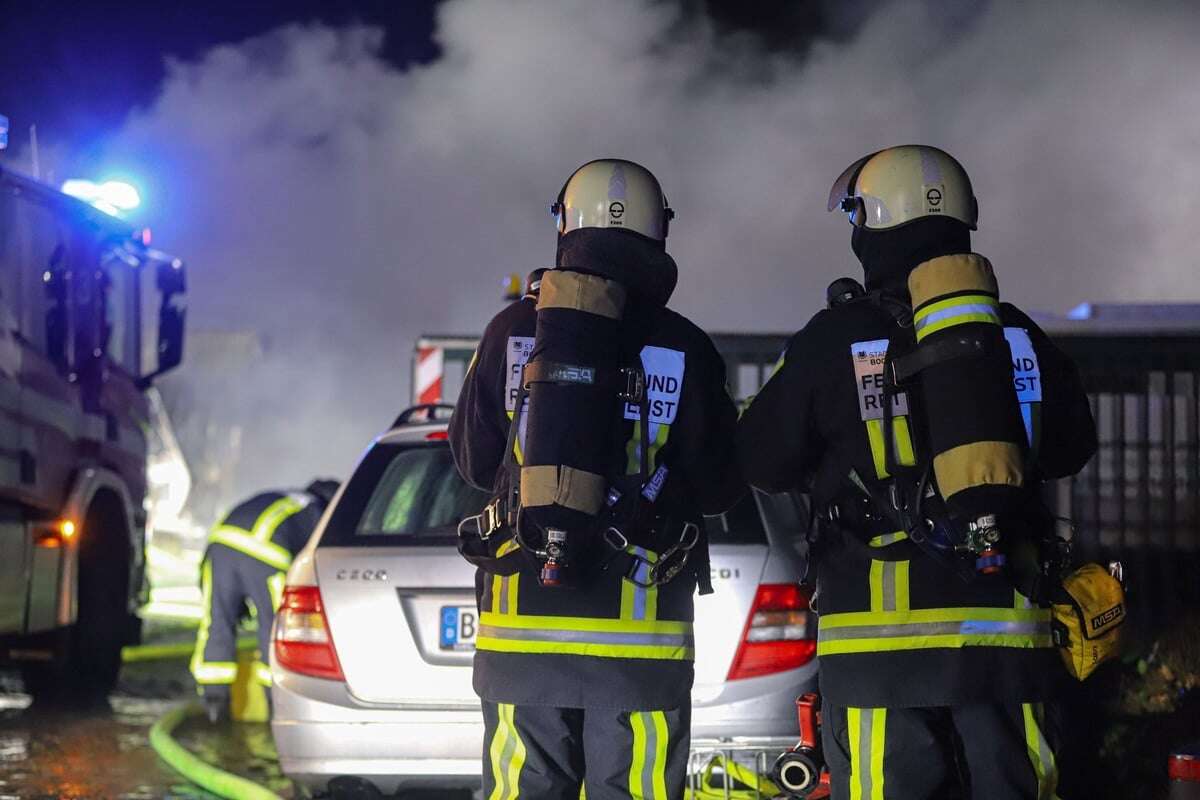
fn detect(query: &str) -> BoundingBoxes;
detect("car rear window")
[704,491,768,545]
[321,441,489,547]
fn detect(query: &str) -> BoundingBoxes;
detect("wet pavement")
[0,624,480,799]
[0,661,231,799]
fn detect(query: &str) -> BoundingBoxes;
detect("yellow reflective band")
[493,573,519,615]
[869,708,886,799]
[915,307,1002,342]
[190,560,239,686]
[479,612,691,634]
[652,711,669,799]
[626,420,672,475]
[913,293,999,325]
[208,526,293,571]
[866,419,888,479]
[868,531,908,547]
[868,560,911,613]
[487,702,526,800]
[253,661,272,687]
[1023,703,1060,799]
[892,416,916,467]
[848,707,886,800]
[253,496,306,542]
[496,538,520,557]
[506,410,525,465]
[848,709,862,800]
[869,561,885,613]
[630,712,648,800]
[818,606,1053,656]
[621,548,659,622]
[477,612,693,661]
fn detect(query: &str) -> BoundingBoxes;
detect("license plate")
[439,605,477,651]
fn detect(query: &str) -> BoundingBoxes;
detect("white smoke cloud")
[105,0,1200,506]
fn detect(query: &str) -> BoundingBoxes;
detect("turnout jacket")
[192,489,325,690]
[450,285,742,711]
[737,285,1097,708]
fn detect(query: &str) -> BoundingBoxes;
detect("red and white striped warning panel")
[415,346,444,405]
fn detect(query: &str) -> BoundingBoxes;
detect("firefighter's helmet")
[827,145,978,231]
[552,159,674,241]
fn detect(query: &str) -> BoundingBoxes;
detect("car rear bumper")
[272,669,484,793]
[273,660,817,793]
[693,661,818,740]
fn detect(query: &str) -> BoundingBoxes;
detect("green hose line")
[150,703,284,800]
[123,637,257,663]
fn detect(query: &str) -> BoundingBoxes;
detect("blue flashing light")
[61,178,141,218]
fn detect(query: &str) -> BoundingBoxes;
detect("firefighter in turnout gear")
[191,479,338,722]
[737,145,1097,800]
[450,159,742,799]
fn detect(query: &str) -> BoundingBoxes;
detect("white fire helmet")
[827,145,978,231]
[552,159,674,241]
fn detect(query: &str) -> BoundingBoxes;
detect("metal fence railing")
[1055,334,1200,633]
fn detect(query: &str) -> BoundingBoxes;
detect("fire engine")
[0,166,186,698]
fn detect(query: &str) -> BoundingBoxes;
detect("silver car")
[271,407,816,796]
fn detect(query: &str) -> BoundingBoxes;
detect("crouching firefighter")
[737,145,1097,800]
[450,158,743,799]
[190,479,339,722]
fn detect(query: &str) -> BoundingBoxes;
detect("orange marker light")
[60,520,77,539]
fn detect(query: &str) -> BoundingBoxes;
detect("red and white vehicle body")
[0,167,186,696]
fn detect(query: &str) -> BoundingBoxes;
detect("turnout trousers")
[192,543,287,697]
[822,701,1060,800]
[481,701,690,800]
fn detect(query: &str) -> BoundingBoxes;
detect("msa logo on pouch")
[1091,604,1124,631]
[505,336,534,411]
[623,346,685,425]
[851,339,909,421]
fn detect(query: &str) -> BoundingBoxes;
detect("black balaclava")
[555,227,677,308]
[851,216,972,296]
[305,479,340,506]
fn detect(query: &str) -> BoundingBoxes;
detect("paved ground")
[0,622,475,799]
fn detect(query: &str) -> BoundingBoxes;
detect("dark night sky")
[0,0,851,169]
[0,1,442,164]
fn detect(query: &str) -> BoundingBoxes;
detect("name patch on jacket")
[505,336,535,412]
[623,346,685,425]
[851,339,910,421]
[1003,328,1042,402]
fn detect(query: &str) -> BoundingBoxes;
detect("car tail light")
[425,430,449,441]
[274,585,344,681]
[727,583,816,681]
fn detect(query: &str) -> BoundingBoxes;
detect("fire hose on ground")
[149,703,284,800]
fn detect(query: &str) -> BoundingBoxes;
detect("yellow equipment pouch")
[1052,563,1126,681]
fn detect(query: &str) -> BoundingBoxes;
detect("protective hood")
[305,479,340,506]
[555,227,677,308]
[851,216,972,295]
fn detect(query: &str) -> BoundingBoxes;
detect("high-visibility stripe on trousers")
[476,612,694,661]
[824,701,1060,800]
[481,701,689,800]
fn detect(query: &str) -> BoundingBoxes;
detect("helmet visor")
[826,151,879,213]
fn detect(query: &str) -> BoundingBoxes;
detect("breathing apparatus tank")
[829,145,1032,577]
[901,253,1029,573]
[518,268,628,586]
